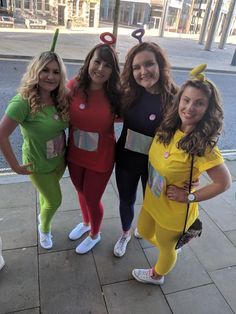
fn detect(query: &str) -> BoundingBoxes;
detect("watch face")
[188,193,195,201]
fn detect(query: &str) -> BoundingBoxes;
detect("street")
[0,59,235,169]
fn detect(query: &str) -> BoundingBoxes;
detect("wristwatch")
[187,192,196,202]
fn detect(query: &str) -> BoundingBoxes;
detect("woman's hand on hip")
[14,163,34,175]
[166,185,188,203]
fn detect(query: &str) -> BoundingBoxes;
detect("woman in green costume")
[0,49,69,250]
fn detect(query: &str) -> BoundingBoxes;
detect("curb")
[1,54,236,74]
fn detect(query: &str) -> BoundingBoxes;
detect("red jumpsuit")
[67,79,116,235]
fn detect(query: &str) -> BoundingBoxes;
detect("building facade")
[0,0,100,27]
[100,0,184,29]
[0,0,235,33]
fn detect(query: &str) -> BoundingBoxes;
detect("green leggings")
[30,162,65,233]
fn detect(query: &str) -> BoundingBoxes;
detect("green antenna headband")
[50,28,59,52]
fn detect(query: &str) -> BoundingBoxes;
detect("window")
[37,0,42,10]
[15,0,21,8]
[24,0,30,9]
[45,0,50,11]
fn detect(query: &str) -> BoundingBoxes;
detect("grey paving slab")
[189,211,236,271]
[109,172,143,206]
[39,250,107,314]
[144,246,212,294]
[0,247,39,314]
[201,191,236,231]
[210,266,236,313]
[38,209,84,254]
[199,172,211,187]
[166,284,234,314]
[225,230,236,246]
[131,204,142,229]
[225,160,236,180]
[103,182,120,219]
[0,181,36,209]
[0,206,36,249]
[109,171,118,195]
[103,280,172,314]
[217,181,236,208]
[93,217,150,285]
[58,176,79,211]
[8,309,40,314]
[0,173,30,184]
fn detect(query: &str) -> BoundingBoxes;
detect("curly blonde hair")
[18,51,69,121]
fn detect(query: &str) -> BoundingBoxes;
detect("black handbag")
[175,155,202,250]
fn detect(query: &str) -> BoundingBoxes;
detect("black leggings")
[115,164,148,231]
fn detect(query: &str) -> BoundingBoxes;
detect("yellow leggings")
[137,208,182,275]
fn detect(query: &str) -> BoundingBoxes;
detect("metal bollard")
[231,48,236,66]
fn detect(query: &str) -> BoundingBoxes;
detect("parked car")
[0,16,14,28]
[25,19,47,30]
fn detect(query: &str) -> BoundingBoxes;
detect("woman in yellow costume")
[132,64,231,285]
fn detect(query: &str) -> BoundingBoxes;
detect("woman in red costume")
[67,34,121,254]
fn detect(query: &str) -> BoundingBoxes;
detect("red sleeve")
[67,79,77,91]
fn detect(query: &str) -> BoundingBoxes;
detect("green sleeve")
[6,94,30,123]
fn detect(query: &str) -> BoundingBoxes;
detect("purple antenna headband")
[131,28,145,43]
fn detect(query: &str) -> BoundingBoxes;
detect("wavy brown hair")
[18,51,69,121]
[72,44,121,115]
[156,79,224,156]
[121,42,178,115]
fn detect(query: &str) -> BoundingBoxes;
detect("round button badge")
[164,152,169,159]
[79,103,86,109]
[149,114,156,121]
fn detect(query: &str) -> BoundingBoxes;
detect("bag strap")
[182,154,194,234]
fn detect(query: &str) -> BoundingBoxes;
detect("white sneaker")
[113,234,131,257]
[134,228,142,239]
[69,223,91,240]
[0,256,5,271]
[76,234,101,254]
[38,225,53,249]
[132,268,164,285]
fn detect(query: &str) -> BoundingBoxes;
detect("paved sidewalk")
[0,159,236,314]
[0,25,236,73]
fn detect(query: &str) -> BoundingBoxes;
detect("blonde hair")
[18,51,69,121]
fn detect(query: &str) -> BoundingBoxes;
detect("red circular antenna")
[100,32,116,45]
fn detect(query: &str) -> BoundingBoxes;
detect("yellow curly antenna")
[189,64,207,82]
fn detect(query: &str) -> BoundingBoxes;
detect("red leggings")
[68,162,112,236]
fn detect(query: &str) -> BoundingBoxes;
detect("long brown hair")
[72,44,121,115]
[121,42,178,115]
[156,79,224,156]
